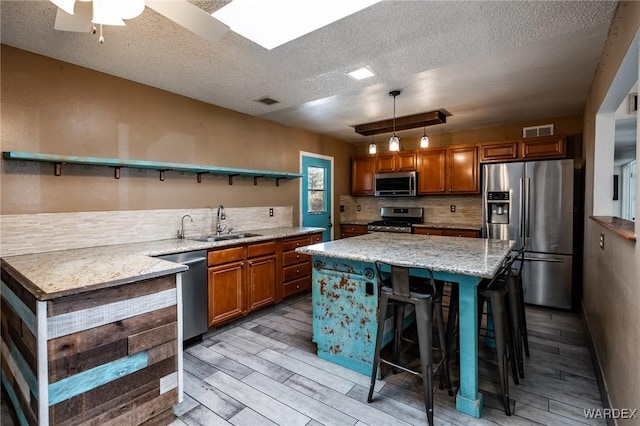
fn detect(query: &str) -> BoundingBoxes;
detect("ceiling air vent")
[256,96,279,106]
[523,124,554,138]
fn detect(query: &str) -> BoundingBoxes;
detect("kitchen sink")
[189,232,262,242]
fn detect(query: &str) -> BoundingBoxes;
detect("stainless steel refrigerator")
[482,159,574,309]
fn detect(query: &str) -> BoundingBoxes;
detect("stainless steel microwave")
[374,171,417,196]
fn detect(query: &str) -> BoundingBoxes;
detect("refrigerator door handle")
[525,178,531,239]
[523,256,564,263]
[519,178,524,238]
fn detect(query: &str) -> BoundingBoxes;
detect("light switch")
[599,233,604,250]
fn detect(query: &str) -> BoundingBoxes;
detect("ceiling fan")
[50,0,229,43]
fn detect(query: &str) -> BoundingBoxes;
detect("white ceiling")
[0,0,619,144]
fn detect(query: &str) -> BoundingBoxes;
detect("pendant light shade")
[368,136,377,154]
[420,127,430,148]
[388,90,401,152]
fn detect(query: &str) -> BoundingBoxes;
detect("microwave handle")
[410,174,415,192]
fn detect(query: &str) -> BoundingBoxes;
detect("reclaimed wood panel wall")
[1,271,181,426]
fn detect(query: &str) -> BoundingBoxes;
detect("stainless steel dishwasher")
[156,250,208,341]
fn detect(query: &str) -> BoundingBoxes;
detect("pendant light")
[368,136,377,154]
[388,90,401,152]
[420,127,430,148]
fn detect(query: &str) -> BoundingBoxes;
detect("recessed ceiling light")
[212,0,381,50]
[348,66,376,80]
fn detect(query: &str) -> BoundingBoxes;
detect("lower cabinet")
[340,224,368,238]
[207,242,276,327]
[413,227,480,238]
[207,233,321,327]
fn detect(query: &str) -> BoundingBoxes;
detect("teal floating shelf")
[3,151,303,185]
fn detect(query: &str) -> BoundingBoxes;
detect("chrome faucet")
[216,205,227,235]
[177,214,193,239]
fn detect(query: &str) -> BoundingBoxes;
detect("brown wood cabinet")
[418,145,479,194]
[351,156,376,195]
[208,246,245,326]
[414,227,480,238]
[280,232,322,299]
[246,242,276,311]
[480,135,566,163]
[340,224,368,238]
[376,151,417,173]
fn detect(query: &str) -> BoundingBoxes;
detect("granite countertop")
[1,226,324,300]
[339,221,371,226]
[296,233,514,279]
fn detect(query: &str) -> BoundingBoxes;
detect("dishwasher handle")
[180,257,207,266]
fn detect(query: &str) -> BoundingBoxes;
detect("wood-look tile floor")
[170,294,606,426]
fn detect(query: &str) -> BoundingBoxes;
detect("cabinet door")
[396,151,417,171]
[480,141,519,162]
[418,149,446,194]
[447,146,479,193]
[351,156,376,195]
[208,261,244,327]
[247,255,276,311]
[521,136,565,159]
[375,153,396,173]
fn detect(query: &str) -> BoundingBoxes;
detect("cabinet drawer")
[283,262,311,282]
[341,224,368,235]
[413,228,444,236]
[442,229,480,238]
[247,241,276,258]
[282,236,310,252]
[283,250,308,267]
[309,233,323,244]
[283,277,310,298]
[207,246,245,266]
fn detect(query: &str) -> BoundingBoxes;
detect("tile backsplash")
[0,206,292,257]
[340,195,482,225]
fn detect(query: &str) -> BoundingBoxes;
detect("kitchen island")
[296,233,514,418]
[0,226,323,425]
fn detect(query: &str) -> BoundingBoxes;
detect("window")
[307,166,326,214]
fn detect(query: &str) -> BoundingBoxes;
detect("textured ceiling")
[0,0,619,144]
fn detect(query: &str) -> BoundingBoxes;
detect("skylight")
[348,66,376,80]
[212,0,381,50]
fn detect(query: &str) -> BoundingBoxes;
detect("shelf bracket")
[254,176,265,186]
[114,167,121,179]
[159,170,166,181]
[228,174,239,185]
[197,173,203,183]
[54,163,62,176]
[276,177,285,187]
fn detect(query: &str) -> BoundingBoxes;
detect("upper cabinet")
[351,155,376,195]
[418,145,479,194]
[480,135,566,163]
[376,151,417,173]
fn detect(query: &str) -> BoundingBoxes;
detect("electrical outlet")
[357,205,361,212]
[599,233,604,250]
[450,205,456,213]
[269,208,274,217]
[340,205,345,213]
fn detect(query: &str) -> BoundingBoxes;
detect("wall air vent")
[256,96,279,106]
[522,124,554,138]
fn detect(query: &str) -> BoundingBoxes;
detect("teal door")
[302,154,333,241]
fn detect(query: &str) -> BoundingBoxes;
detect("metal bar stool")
[476,252,524,415]
[367,262,453,426]
[505,247,529,379]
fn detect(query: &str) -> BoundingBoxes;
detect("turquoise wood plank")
[3,151,303,180]
[1,282,36,335]
[48,350,148,405]
[1,370,29,426]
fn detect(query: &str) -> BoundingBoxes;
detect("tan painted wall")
[0,46,355,229]
[581,1,640,416]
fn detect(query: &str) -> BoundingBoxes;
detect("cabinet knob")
[296,269,300,273]
[296,285,300,289]
[296,254,300,259]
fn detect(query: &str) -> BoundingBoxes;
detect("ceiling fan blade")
[146,0,229,43]
[54,1,93,32]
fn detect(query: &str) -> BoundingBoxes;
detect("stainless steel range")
[367,207,424,233]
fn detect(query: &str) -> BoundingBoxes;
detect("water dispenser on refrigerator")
[487,191,510,224]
